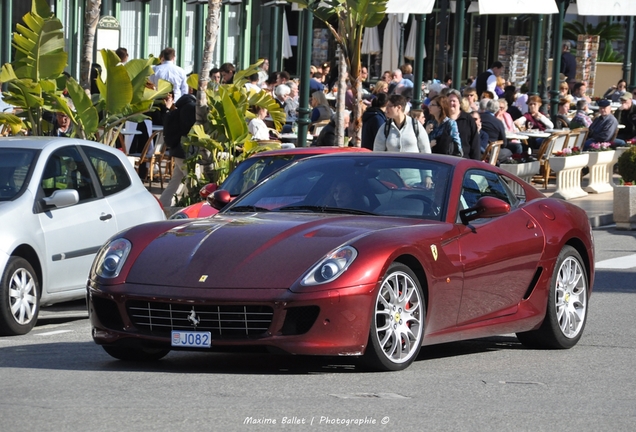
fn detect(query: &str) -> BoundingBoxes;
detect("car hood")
[126,213,425,289]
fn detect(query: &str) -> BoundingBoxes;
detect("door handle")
[100,213,113,221]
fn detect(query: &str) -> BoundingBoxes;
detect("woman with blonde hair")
[310,91,333,123]
[372,80,389,96]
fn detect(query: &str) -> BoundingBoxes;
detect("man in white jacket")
[373,95,431,153]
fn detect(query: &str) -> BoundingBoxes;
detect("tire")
[0,257,40,336]
[516,246,588,349]
[102,345,170,362]
[362,263,425,371]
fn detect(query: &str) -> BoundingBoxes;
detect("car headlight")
[94,238,132,278]
[301,246,357,286]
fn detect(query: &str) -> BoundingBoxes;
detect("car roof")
[0,136,106,151]
[252,146,370,158]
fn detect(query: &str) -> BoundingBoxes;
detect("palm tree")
[563,21,624,62]
[80,0,102,91]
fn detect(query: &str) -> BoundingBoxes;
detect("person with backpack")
[159,92,197,207]
[373,94,431,154]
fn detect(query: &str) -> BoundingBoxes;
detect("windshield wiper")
[228,205,270,212]
[277,205,375,215]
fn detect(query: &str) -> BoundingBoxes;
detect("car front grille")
[126,301,274,339]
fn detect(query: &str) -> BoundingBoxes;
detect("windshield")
[0,148,37,201]
[226,156,451,221]
[220,154,307,196]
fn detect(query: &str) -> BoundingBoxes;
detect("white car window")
[82,146,132,196]
[41,146,97,202]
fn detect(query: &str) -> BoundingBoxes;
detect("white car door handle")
[100,213,113,221]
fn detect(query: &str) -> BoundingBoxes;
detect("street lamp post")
[550,0,567,121]
[296,4,313,148]
[452,0,466,91]
[412,14,426,109]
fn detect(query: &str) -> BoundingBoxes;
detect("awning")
[361,27,381,55]
[575,0,636,16]
[470,0,558,15]
[405,19,426,60]
[386,0,434,14]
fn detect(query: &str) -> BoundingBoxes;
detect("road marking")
[596,254,636,269]
[35,330,73,336]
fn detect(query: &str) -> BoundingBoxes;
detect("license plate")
[171,331,211,348]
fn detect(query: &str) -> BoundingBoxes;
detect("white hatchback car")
[0,137,165,335]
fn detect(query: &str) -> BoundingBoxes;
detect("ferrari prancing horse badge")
[430,245,438,261]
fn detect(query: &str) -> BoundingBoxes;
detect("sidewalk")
[147,174,617,229]
[542,174,616,228]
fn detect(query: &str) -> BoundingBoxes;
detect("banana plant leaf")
[65,78,99,138]
[95,49,133,116]
[0,113,26,135]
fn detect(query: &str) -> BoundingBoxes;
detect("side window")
[41,146,97,202]
[459,169,516,213]
[82,146,132,196]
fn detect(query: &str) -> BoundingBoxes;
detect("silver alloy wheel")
[374,270,423,364]
[9,267,38,325]
[555,256,587,338]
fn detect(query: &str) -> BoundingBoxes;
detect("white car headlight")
[94,238,132,278]
[301,246,357,286]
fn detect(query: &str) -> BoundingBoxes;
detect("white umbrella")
[404,18,426,60]
[282,10,293,59]
[381,14,401,73]
[361,27,381,55]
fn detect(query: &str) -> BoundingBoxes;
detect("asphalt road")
[1,228,635,432]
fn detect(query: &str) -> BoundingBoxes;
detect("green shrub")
[617,146,636,183]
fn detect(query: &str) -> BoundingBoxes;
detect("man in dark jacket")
[361,93,388,150]
[479,99,508,147]
[615,93,636,142]
[159,92,196,207]
[561,41,577,90]
[447,89,481,159]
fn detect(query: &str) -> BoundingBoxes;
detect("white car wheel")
[0,257,40,336]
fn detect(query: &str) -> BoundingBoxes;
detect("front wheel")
[0,257,40,336]
[363,263,425,371]
[102,345,170,362]
[517,246,588,349]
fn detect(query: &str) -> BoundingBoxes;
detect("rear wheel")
[0,257,40,336]
[517,246,588,349]
[363,263,425,371]
[102,345,170,362]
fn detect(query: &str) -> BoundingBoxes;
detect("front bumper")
[87,280,377,356]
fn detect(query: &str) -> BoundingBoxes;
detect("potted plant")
[499,154,540,195]
[614,146,636,229]
[584,142,615,194]
[549,146,589,200]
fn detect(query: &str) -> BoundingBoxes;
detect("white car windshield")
[0,148,37,201]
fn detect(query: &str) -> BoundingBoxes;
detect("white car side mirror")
[42,189,79,208]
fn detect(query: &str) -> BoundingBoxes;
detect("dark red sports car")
[88,153,594,371]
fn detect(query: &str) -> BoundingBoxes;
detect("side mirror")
[207,189,231,211]
[42,189,80,209]
[459,196,510,225]
[199,183,218,199]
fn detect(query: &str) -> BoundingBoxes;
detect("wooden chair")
[531,132,568,189]
[310,119,330,136]
[148,131,167,189]
[568,127,588,150]
[129,130,160,184]
[482,140,503,166]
